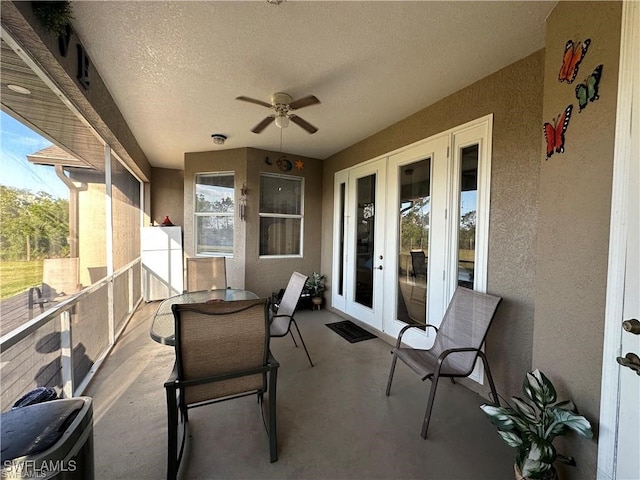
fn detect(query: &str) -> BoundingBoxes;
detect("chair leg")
[268,366,278,463]
[479,351,500,406]
[292,319,314,367]
[385,351,399,396]
[166,386,178,480]
[421,372,441,439]
[288,330,299,347]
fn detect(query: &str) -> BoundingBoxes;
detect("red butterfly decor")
[558,38,591,84]
[543,104,573,160]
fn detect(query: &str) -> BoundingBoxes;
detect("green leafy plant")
[305,272,326,297]
[480,369,593,479]
[32,1,74,37]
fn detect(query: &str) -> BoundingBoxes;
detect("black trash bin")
[1,397,94,479]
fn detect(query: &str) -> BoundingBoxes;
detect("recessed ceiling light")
[7,84,31,95]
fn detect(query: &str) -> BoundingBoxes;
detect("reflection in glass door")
[397,159,431,326]
[355,174,376,307]
[458,145,478,289]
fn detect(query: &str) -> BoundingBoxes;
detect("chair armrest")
[395,323,438,348]
[434,347,481,375]
[164,362,179,388]
[267,350,280,370]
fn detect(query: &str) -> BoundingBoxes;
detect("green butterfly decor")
[575,64,603,112]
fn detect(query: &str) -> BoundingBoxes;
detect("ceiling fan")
[236,92,320,134]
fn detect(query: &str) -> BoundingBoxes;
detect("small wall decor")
[265,156,272,165]
[543,104,573,160]
[277,156,292,172]
[575,64,603,112]
[558,38,591,84]
[295,159,304,170]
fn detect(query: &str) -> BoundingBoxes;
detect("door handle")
[617,352,640,375]
[377,265,383,270]
[622,319,640,334]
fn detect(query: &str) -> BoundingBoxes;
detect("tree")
[0,186,69,261]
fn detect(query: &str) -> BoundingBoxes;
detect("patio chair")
[270,272,314,367]
[385,286,502,439]
[409,250,427,279]
[185,257,227,292]
[164,298,279,479]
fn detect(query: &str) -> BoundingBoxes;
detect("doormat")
[325,320,377,343]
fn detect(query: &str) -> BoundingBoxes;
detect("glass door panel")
[355,174,376,308]
[344,159,386,330]
[458,145,478,289]
[397,159,431,326]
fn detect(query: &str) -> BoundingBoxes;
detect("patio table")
[150,289,259,346]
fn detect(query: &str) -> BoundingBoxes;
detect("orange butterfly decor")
[543,105,573,160]
[558,38,591,83]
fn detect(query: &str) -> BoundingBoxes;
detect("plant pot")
[514,464,558,480]
[311,296,323,310]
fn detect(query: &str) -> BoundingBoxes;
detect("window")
[195,173,234,256]
[259,174,303,256]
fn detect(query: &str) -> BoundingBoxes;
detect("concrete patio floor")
[84,300,514,480]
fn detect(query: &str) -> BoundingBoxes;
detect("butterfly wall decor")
[576,64,603,112]
[543,104,573,160]
[558,38,591,84]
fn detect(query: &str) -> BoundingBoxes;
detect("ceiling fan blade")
[252,116,275,134]
[290,115,318,134]
[236,96,273,109]
[289,95,320,110]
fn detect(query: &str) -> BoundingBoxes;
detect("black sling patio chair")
[385,286,502,439]
[164,298,279,479]
[270,272,314,367]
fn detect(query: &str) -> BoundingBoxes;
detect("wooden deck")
[0,289,60,337]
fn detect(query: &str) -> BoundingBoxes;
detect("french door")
[339,160,387,330]
[333,116,493,361]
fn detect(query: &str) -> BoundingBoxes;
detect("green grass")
[0,260,44,300]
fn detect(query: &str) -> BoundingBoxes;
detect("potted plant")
[480,369,593,480]
[32,1,74,37]
[305,272,326,309]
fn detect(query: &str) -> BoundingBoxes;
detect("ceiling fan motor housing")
[271,92,293,107]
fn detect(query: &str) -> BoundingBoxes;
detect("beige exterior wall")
[183,147,322,297]
[534,2,622,478]
[150,167,184,228]
[184,148,248,289]
[245,148,323,298]
[322,50,545,399]
[77,182,107,287]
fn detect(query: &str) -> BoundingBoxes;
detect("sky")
[0,110,69,199]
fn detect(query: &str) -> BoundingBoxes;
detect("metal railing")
[0,258,142,409]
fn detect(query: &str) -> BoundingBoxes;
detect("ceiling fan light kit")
[236,92,320,134]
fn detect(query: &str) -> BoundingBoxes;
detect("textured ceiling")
[67,1,555,169]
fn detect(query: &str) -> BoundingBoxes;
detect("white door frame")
[343,159,387,331]
[597,1,639,478]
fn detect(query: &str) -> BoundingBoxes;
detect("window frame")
[194,171,235,258]
[258,172,304,258]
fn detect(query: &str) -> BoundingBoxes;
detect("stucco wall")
[244,148,323,298]
[533,2,621,479]
[183,147,322,297]
[150,167,184,228]
[184,148,248,289]
[322,50,545,399]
